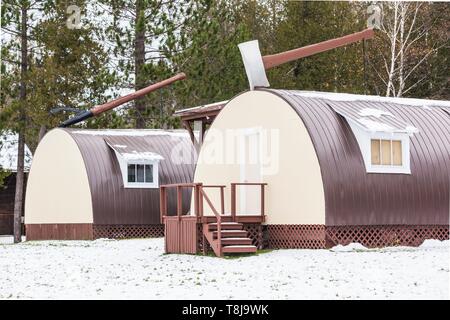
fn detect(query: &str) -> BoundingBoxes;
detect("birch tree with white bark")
[371,1,448,97]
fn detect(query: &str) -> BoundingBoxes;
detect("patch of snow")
[0,131,33,172]
[359,108,393,118]
[120,151,164,161]
[0,236,26,244]
[285,90,450,108]
[357,118,395,132]
[71,129,190,138]
[0,238,448,299]
[419,239,449,249]
[113,144,127,148]
[405,125,419,134]
[330,243,368,252]
[174,100,229,114]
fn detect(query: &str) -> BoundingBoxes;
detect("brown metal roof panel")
[266,89,449,226]
[65,130,195,225]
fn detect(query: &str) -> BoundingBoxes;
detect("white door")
[239,129,262,215]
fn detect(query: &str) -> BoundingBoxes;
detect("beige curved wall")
[193,91,325,224]
[25,129,93,224]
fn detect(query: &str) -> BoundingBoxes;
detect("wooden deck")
[160,182,267,257]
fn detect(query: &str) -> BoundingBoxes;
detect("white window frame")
[124,160,159,188]
[348,122,411,174]
[111,150,160,188]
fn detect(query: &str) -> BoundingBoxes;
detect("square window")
[123,161,158,187]
[370,139,405,170]
[127,164,136,182]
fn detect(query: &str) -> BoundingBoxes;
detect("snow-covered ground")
[0,236,448,300]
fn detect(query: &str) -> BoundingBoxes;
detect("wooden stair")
[203,221,257,257]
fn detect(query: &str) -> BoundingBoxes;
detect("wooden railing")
[160,181,267,256]
[159,183,226,219]
[230,182,268,222]
[159,183,201,223]
[160,182,226,256]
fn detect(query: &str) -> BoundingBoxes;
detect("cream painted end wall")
[193,91,325,224]
[25,129,93,224]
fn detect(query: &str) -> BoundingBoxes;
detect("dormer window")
[104,139,163,188]
[329,104,418,174]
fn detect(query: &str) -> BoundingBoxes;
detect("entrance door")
[239,128,262,215]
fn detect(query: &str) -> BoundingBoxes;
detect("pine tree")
[98,0,211,128]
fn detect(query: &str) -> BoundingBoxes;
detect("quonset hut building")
[171,89,450,251]
[25,128,195,240]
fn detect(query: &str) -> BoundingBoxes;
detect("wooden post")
[160,187,167,223]
[217,215,222,257]
[193,184,199,217]
[231,183,236,222]
[176,186,182,219]
[261,184,265,220]
[220,186,225,215]
[198,185,204,218]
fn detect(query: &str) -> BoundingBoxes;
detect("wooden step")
[220,237,253,245]
[212,230,248,238]
[222,245,257,253]
[208,222,243,231]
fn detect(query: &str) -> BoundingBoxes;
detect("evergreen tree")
[171,0,252,109]
[98,0,212,128]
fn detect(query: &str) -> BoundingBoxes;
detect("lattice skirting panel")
[264,224,449,249]
[93,224,164,239]
[265,224,327,249]
[326,225,449,248]
[243,224,264,249]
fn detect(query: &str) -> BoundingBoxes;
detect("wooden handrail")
[160,182,200,188]
[231,182,268,186]
[230,182,267,222]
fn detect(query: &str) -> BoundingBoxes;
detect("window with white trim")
[123,161,159,188]
[347,122,412,174]
[106,142,162,189]
[370,139,403,166]
[127,163,154,183]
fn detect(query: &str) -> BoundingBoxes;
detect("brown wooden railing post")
[160,186,167,224]
[198,184,204,218]
[193,183,200,217]
[220,186,225,215]
[261,184,265,221]
[231,183,236,222]
[176,186,182,220]
[217,214,222,257]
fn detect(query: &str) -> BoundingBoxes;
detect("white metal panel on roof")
[327,101,419,134]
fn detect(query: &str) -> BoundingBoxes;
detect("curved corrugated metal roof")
[264,89,449,226]
[64,129,195,225]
